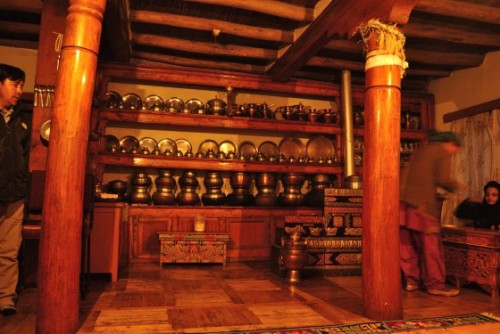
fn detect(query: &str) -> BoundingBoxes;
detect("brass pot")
[129,186,151,204]
[107,180,127,194]
[131,172,152,187]
[282,235,308,283]
[256,172,276,188]
[278,192,305,206]
[152,189,176,206]
[206,96,227,115]
[176,187,200,206]
[281,173,306,187]
[201,192,226,206]
[231,171,251,188]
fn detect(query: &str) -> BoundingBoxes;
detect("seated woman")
[454,180,500,230]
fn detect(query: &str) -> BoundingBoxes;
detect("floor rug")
[206,313,500,334]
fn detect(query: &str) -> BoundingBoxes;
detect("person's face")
[484,186,499,206]
[0,78,24,110]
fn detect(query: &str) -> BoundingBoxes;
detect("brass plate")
[119,135,140,153]
[139,137,158,153]
[306,135,336,160]
[219,140,237,155]
[165,97,184,113]
[199,139,219,156]
[279,137,305,159]
[258,141,279,159]
[104,134,119,152]
[185,98,205,114]
[104,91,122,109]
[238,141,257,159]
[175,138,192,155]
[122,93,142,110]
[143,95,164,111]
[158,138,177,154]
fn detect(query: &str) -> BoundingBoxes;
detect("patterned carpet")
[205,313,500,334]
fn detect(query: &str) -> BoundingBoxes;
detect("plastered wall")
[427,51,500,130]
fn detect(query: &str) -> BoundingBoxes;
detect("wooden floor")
[2,261,499,333]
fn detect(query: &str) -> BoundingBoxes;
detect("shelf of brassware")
[94,107,344,135]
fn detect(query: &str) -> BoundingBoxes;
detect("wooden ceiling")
[1,0,499,92]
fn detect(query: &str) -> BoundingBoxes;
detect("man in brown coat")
[399,131,461,297]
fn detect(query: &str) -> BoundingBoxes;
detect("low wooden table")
[441,225,500,298]
[158,232,230,265]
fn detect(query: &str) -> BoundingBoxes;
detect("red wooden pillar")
[361,30,404,320]
[36,1,106,333]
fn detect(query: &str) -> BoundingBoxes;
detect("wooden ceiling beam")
[0,0,41,13]
[0,38,38,50]
[133,33,277,60]
[403,22,500,47]
[268,0,418,82]
[0,21,40,35]
[132,51,266,74]
[325,38,485,67]
[130,10,293,44]
[102,0,131,62]
[183,0,314,22]
[306,57,365,72]
[414,0,500,25]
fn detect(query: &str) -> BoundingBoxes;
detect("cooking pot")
[206,96,227,115]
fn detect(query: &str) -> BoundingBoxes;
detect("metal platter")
[199,139,219,156]
[119,135,140,153]
[104,134,120,152]
[175,138,192,155]
[219,140,237,155]
[185,98,205,114]
[258,141,279,159]
[122,93,142,110]
[104,91,122,109]
[40,120,51,142]
[165,97,184,113]
[279,137,305,159]
[306,135,336,160]
[157,138,177,154]
[139,137,158,154]
[143,95,164,111]
[238,141,257,159]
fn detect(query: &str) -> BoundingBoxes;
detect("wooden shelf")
[95,108,342,136]
[96,153,342,174]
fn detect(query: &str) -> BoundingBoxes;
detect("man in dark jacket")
[0,64,29,316]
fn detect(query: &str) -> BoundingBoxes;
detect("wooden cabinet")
[127,206,320,262]
[89,62,434,263]
[90,202,126,281]
[442,226,500,298]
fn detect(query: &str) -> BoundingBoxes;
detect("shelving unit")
[89,62,434,263]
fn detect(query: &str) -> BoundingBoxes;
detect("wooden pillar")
[360,23,405,320]
[36,1,106,333]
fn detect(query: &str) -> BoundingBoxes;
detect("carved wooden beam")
[133,33,277,60]
[183,0,314,22]
[102,0,130,62]
[130,10,293,44]
[268,0,418,82]
[414,0,500,25]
